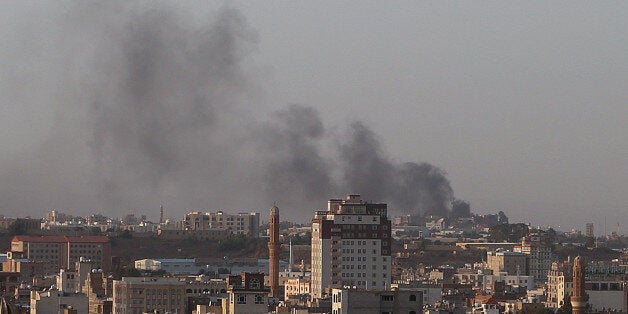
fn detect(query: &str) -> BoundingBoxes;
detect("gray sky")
[1,1,626,233]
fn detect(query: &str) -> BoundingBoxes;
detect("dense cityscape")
[0,194,625,313]
[2,2,627,314]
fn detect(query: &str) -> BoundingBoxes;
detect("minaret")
[288,238,293,273]
[571,256,587,314]
[268,205,280,298]
[159,204,164,224]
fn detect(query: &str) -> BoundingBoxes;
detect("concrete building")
[0,216,15,232]
[513,233,552,282]
[545,259,573,309]
[83,271,113,314]
[112,277,186,314]
[425,218,446,231]
[284,276,310,300]
[223,273,268,314]
[585,223,594,238]
[183,211,260,236]
[392,283,441,307]
[482,273,534,292]
[486,251,528,276]
[8,235,111,273]
[330,288,422,314]
[311,194,392,299]
[586,280,627,312]
[157,228,231,241]
[30,290,89,314]
[0,272,20,297]
[2,259,46,282]
[134,258,197,274]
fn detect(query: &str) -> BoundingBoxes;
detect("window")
[250,278,260,289]
[254,294,265,304]
[236,294,247,304]
[380,295,394,301]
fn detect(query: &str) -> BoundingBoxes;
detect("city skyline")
[0,2,626,233]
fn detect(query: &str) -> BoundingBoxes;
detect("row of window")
[231,294,266,304]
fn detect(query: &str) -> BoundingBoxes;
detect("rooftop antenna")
[159,203,164,224]
[288,238,293,273]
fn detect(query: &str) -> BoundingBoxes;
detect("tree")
[497,211,509,224]
[7,220,28,236]
[488,223,530,243]
[556,294,572,313]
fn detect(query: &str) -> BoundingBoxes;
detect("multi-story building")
[8,235,111,274]
[585,223,594,238]
[330,288,422,314]
[0,216,15,232]
[134,258,198,274]
[2,259,46,282]
[182,211,260,236]
[545,259,573,309]
[311,194,392,299]
[284,276,311,300]
[30,290,89,314]
[112,277,186,314]
[514,233,552,282]
[486,250,529,276]
[222,273,268,314]
[0,272,20,297]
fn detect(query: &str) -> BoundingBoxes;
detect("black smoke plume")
[341,122,453,215]
[0,2,453,221]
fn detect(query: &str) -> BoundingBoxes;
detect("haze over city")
[0,1,626,232]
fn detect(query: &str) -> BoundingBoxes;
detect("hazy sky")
[1,1,626,233]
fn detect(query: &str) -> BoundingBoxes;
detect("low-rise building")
[30,290,89,314]
[112,277,187,314]
[486,251,528,276]
[134,258,198,274]
[331,288,422,314]
[545,259,573,309]
[284,276,310,300]
[183,211,260,236]
[222,273,268,314]
[8,235,111,273]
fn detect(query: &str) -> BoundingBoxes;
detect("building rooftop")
[11,235,109,243]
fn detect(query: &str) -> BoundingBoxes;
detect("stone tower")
[571,256,587,314]
[268,205,280,298]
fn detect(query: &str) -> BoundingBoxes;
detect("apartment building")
[222,273,269,314]
[514,233,552,282]
[486,250,529,276]
[8,235,111,274]
[112,277,186,314]
[182,211,260,236]
[545,259,573,309]
[311,194,392,299]
[330,288,422,314]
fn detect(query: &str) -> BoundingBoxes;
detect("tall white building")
[311,194,392,299]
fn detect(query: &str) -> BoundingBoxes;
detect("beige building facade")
[112,277,186,314]
[311,195,392,299]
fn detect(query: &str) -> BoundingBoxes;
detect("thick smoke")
[0,2,453,221]
[341,122,453,215]
[256,105,337,206]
